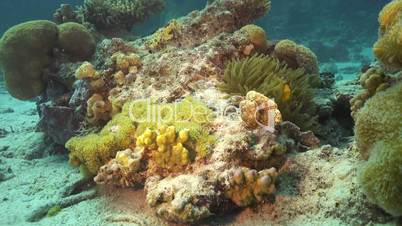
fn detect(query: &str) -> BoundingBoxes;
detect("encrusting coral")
[219,54,317,131]
[273,39,319,75]
[240,91,282,130]
[66,107,137,175]
[78,0,165,32]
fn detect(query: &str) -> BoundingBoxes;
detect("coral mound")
[58,22,96,61]
[0,20,59,100]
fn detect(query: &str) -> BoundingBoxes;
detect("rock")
[0,108,14,114]
[38,103,81,145]
[278,121,320,152]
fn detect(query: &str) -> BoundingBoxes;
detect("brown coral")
[220,167,278,207]
[86,93,111,125]
[378,0,402,35]
[239,91,282,130]
[273,39,319,75]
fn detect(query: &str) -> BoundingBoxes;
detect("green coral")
[0,20,59,100]
[354,81,402,159]
[79,0,165,32]
[58,22,96,61]
[127,96,214,157]
[66,111,137,175]
[356,81,402,216]
[219,54,317,131]
[358,138,402,216]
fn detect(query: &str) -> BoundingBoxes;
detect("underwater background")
[0,0,389,64]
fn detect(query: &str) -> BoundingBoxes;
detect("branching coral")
[79,0,165,32]
[220,167,278,207]
[273,39,319,75]
[66,109,137,175]
[239,91,282,130]
[219,54,317,131]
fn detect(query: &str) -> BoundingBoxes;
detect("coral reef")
[58,22,96,61]
[0,20,59,100]
[219,54,317,131]
[273,39,319,75]
[78,0,165,33]
[139,0,271,51]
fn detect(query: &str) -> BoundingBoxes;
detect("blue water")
[0,0,389,63]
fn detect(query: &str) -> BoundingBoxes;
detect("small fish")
[282,84,291,101]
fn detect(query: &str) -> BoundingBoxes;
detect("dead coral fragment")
[219,54,317,131]
[94,148,145,187]
[274,39,319,75]
[220,167,278,207]
[146,175,215,223]
[240,91,282,130]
